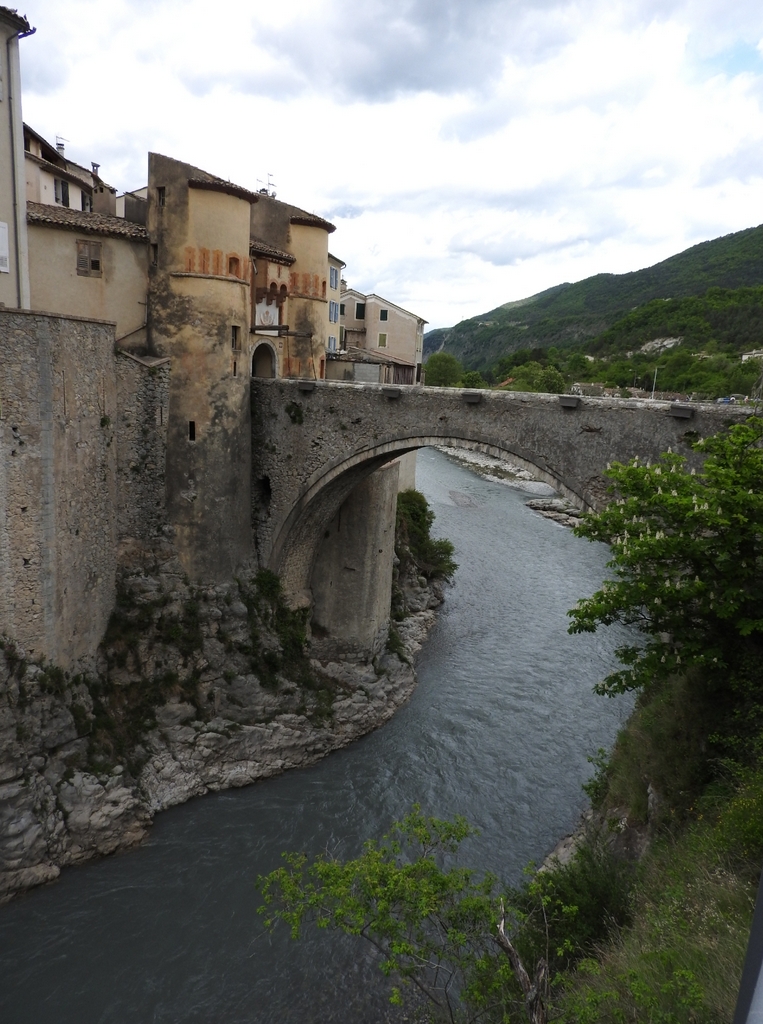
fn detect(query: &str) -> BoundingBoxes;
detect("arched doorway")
[252,343,276,378]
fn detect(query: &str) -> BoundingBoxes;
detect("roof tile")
[27,201,149,240]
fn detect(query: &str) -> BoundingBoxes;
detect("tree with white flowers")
[568,418,763,697]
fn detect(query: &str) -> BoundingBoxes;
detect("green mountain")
[425,224,763,371]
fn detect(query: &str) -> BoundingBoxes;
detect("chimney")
[55,136,66,158]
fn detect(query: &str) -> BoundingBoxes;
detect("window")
[233,361,237,377]
[379,308,388,321]
[157,186,166,207]
[329,300,339,323]
[151,244,158,266]
[81,193,92,213]
[328,335,337,352]
[339,326,345,347]
[355,302,365,319]
[228,255,240,277]
[339,303,345,316]
[231,325,241,351]
[55,179,70,207]
[329,266,339,289]
[0,222,9,274]
[378,333,387,348]
[76,240,102,277]
[188,421,196,441]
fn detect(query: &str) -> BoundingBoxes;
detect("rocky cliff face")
[0,564,444,904]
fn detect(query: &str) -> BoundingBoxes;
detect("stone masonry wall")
[0,309,118,671]
[115,353,170,548]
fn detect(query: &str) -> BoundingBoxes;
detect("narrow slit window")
[157,186,166,207]
[231,325,241,350]
[151,243,158,266]
[188,421,196,441]
[233,361,237,377]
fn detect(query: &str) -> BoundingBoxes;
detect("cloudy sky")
[17,0,763,329]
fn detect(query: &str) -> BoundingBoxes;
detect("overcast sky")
[17,0,763,329]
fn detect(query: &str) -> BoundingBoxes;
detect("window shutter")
[89,241,101,273]
[76,240,90,275]
[0,222,9,273]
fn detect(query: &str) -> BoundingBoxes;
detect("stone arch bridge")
[252,378,748,659]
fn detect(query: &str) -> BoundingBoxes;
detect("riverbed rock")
[525,497,584,527]
[0,569,443,904]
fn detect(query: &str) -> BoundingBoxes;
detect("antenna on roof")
[256,174,277,199]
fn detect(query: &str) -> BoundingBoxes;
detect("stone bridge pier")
[251,379,750,661]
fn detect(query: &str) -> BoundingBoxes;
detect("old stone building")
[146,152,257,581]
[250,191,338,381]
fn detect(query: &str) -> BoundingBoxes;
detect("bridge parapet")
[251,378,751,606]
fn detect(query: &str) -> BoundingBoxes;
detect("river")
[0,447,632,1024]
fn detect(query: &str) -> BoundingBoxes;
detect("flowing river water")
[0,447,633,1024]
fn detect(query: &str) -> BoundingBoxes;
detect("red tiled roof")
[27,201,148,240]
[188,177,259,204]
[290,210,336,234]
[249,237,296,265]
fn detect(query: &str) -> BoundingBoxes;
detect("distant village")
[0,7,426,388]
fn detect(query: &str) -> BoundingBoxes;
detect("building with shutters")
[338,286,425,384]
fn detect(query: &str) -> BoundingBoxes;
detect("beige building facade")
[0,6,32,310]
[339,286,425,384]
[250,193,337,380]
[26,203,148,342]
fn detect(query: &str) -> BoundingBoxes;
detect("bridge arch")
[268,432,588,606]
[251,378,749,625]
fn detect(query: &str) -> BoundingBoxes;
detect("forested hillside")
[426,223,763,371]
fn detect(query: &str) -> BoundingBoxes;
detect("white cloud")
[16,0,763,328]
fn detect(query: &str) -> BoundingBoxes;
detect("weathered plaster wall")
[0,309,118,670]
[251,378,752,605]
[147,154,253,583]
[311,461,400,661]
[27,225,148,341]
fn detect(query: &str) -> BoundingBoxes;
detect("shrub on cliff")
[396,489,457,581]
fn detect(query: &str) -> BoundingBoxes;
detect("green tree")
[258,808,508,1021]
[460,370,488,389]
[506,362,566,394]
[568,418,763,697]
[257,807,564,1023]
[425,352,463,387]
